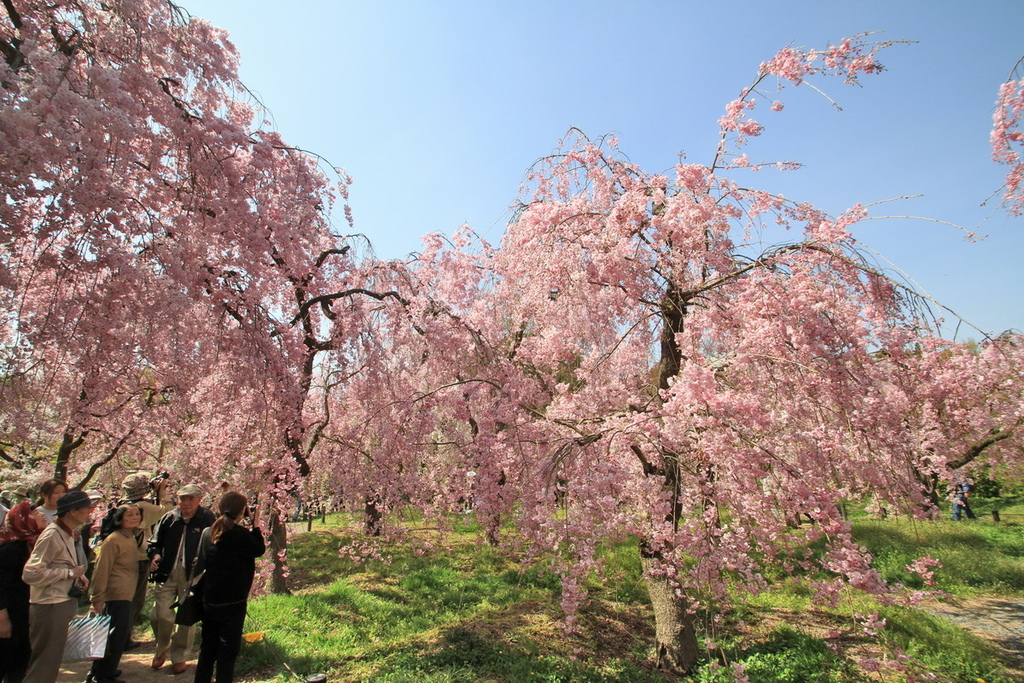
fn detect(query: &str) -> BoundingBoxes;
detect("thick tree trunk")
[484,469,506,547]
[268,510,291,594]
[54,430,85,482]
[484,516,500,546]
[364,495,383,536]
[641,552,700,673]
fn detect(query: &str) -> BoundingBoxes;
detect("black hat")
[56,490,92,517]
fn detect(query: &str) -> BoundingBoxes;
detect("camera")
[148,567,170,584]
[150,471,170,488]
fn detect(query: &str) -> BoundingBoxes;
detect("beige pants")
[150,564,196,664]
[25,599,78,683]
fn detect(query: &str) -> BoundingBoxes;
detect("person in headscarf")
[0,502,46,683]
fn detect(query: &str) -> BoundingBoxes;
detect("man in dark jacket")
[147,483,215,674]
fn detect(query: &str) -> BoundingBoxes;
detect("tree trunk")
[641,551,700,673]
[268,510,291,594]
[364,495,383,536]
[484,513,501,547]
[54,430,85,482]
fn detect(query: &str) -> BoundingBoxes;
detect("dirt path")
[58,632,189,683]
[928,596,1024,681]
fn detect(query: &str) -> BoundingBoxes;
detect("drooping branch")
[946,419,1022,470]
[0,444,23,467]
[74,427,137,489]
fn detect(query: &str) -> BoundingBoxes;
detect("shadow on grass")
[378,599,667,683]
[853,520,1024,590]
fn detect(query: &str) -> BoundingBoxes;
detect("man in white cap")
[147,483,215,674]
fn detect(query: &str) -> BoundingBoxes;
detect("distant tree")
[917,335,1024,494]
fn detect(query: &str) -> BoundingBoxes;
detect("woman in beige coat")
[87,505,143,683]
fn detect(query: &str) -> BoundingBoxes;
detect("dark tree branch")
[315,246,350,269]
[54,429,88,482]
[2,0,22,29]
[0,444,23,467]
[946,420,1021,470]
[631,444,662,477]
[75,427,137,490]
[50,25,78,57]
[292,288,410,325]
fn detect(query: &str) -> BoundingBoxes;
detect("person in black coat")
[0,503,46,683]
[194,491,265,683]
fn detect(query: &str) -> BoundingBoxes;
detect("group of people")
[0,476,266,683]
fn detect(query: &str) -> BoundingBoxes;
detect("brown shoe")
[151,654,166,670]
[171,663,189,675]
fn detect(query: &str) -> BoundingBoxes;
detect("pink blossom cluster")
[905,556,942,587]
[992,72,1024,214]
[715,35,889,169]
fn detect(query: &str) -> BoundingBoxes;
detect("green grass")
[694,627,857,683]
[239,522,666,682]
[226,507,1022,682]
[853,506,1024,594]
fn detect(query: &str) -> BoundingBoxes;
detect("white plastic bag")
[62,614,111,662]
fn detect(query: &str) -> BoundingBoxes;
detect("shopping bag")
[62,614,111,662]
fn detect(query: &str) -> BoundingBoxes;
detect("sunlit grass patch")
[854,514,1024,594]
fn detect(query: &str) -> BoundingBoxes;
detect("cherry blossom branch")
[407,378,504,405]
[945,418,1023,470]
[74,426,137,489]
[712,34,906,172]
[991,56,1024,214]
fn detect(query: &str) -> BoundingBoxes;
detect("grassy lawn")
[229,502,1024,682]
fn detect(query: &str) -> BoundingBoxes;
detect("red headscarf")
[0,501,44,550]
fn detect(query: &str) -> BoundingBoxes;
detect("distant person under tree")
[951,480,977,521]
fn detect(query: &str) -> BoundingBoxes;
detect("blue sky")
[192,0,1022,339]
